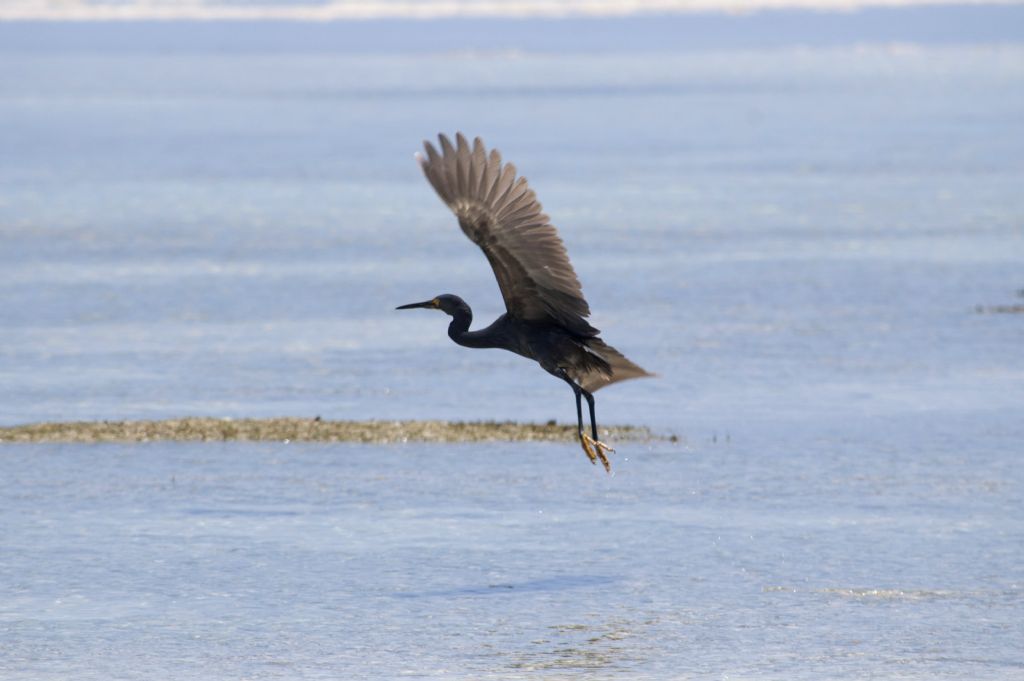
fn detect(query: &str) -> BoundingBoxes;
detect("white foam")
[0,0,1019,21]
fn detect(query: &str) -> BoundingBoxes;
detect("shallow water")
[2,12,1024,679]
[2,426,1022,679]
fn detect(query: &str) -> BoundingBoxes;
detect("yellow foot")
[581,433,615,473]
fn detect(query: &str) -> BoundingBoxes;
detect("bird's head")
[396,293,468,317]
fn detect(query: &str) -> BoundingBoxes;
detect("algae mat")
[0,417,659,444]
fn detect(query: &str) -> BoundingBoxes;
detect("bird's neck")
[447,305,484,348]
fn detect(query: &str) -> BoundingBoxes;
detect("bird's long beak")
[396,299,436,310]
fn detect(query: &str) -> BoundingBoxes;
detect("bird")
[397,133,652,472]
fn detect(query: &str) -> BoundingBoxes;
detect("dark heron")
[398,133,653,471]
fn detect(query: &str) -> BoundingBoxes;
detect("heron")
[398,133,653,472]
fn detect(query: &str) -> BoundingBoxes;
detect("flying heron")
[398,133,653,472]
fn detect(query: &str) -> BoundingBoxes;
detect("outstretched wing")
[417,132,597,337]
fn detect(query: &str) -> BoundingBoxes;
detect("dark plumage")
[398,133,653,471]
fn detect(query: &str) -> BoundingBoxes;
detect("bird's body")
[442,301,618,388]
[398,133,652,471]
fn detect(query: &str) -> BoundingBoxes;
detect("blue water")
[3,432,1022,679]
[2,12,1024,679]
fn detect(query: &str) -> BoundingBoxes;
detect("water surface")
[1,13,1023,679]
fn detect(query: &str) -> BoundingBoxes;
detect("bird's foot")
[581,433,614,473]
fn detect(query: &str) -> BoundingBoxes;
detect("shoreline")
[0,417,663,444]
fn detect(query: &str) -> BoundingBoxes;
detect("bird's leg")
[556,369,609,472]
[581,389,614,473]
[572,381,600,468]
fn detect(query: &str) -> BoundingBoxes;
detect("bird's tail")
[579,339,654,393]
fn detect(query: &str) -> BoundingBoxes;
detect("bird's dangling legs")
[557,369,612,473]
[580,388,614,472]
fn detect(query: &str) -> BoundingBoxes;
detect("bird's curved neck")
[447,304,483,348]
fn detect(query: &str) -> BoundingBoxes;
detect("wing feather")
[455,133,471,196]
[418,133,595,335]
[481,149,502,202]
[470,137,488,198]
[487,162,516,206]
